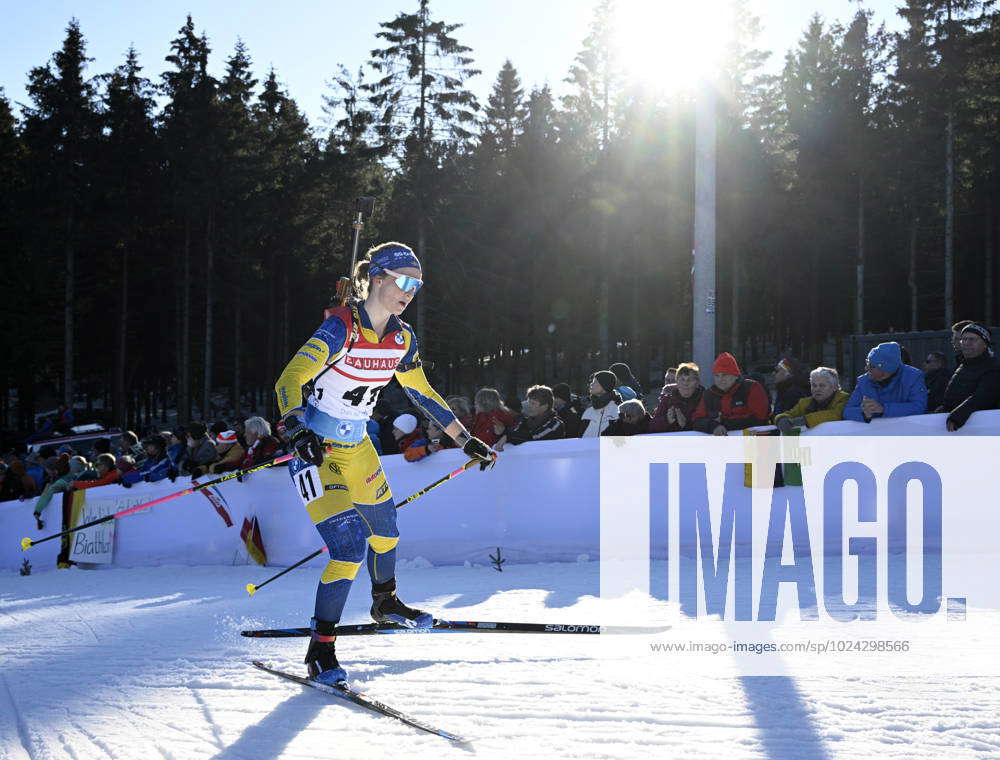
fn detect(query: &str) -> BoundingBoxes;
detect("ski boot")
[370,578,433,628]
[305,620,347,686]
[34,513,44,531]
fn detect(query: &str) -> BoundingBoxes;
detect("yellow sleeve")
[774,396,812,425]
[275,337,332,417]
[804,390,849,427]
[395,363,458,430]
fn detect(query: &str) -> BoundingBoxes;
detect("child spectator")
[581,371,622,437]
[393,413,434,462]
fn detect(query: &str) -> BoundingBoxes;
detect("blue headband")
[369,245,421,277]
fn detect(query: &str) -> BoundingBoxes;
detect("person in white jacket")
[580,370,621,437]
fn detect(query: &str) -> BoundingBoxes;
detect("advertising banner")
[600,435,1000,676]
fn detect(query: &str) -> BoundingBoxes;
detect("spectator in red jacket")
[467,388,516,446]
[241,416,281,469]
[72,453,121,490]
[649,362,704,433]
[692,352,770,435]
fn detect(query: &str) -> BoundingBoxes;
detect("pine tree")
[482,60,526,159]
[252,69,315,415]
[363,0,480,339]
[22,18,100,410]
[560,0,622,155]
[160,15,218,422]
[101,46,159,429]
[0,89,31,428]
[214,39,258,419]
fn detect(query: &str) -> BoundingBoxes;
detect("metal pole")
[692,83,717,386]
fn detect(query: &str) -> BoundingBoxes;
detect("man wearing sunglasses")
[274,241,497,687]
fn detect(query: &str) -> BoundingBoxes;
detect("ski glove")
[463,435,497,471]
[285,415,325,467]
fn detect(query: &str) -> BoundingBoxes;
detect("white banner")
[68,496,117,564]
[600,435,1000,676]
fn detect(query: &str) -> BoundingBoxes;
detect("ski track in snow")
[1,563,999,760]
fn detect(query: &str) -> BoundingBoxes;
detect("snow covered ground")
[2,561,1000,759]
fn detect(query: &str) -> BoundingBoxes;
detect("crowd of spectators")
[6,320,1000,514]
[0,414,295,513]
[387,319,1000,464]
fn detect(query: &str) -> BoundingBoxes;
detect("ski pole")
[245,457,481,596]
[20,451,299,551]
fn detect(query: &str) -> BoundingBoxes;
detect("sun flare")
[612,0,735,93]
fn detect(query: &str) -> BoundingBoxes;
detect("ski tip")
[20,537,32,551]
[246,583,257,597]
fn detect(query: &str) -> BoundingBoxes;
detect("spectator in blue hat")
[844,341,928,423]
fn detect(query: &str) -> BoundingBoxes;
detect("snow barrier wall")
[2,410,999,571]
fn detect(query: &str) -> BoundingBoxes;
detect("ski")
[252,661,466,743]
[242,619,670,637]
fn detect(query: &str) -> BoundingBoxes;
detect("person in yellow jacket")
[774,367,850,432]
[273,241,496,686]
[203,430,245,475]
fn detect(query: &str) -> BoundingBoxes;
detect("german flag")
[240,516,267,566]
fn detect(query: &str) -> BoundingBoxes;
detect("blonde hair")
[447,396,472,417]
[474,387,503,414]
[352,241,415,300]
[676,362,700,378]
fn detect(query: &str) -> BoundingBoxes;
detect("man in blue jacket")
[844,342,928,423]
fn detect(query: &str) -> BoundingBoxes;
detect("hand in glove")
[776,415,806,433]
[462,435,497,471]
[285,415,325,467]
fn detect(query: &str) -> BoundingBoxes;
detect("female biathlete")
[274,241,496,685]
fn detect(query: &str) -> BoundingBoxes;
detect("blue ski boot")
[305,621,347,686]
[371,578,433,628]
